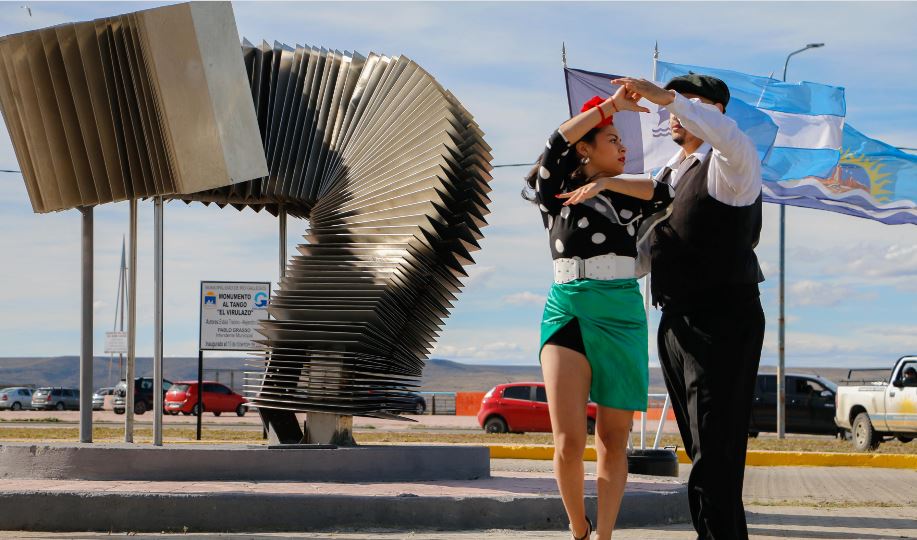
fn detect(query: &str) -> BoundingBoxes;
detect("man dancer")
[613,75,765,540]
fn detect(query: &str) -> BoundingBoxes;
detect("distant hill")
[0,356,874,394]
[0,356,251,390]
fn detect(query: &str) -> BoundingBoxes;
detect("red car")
[164,381,248,417]
[477,382,597,435]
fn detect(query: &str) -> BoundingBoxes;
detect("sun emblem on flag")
[821,151,894,202]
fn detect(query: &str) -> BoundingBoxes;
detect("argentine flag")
[564,63,846,181]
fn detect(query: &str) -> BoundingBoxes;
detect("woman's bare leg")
[594,406,634,539]
[541,343,592,538]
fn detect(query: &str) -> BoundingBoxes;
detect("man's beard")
[672,133,686,146]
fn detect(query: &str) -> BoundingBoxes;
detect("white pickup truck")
[835,356,917,451]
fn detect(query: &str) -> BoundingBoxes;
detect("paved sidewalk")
[1,506,915,539]
[0,470,679,499]
[494,459,917,507]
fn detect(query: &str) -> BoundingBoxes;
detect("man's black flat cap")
[665,74,730,109]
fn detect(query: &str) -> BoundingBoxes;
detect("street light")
[777,42,825,440]
[783,43,824,82]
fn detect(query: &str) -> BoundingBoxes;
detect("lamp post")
[777,42,824,440]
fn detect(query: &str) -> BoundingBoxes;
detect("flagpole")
[646,42,657,336]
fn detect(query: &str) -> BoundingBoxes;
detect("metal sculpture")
[186,42,493,435]
[0,2,493,443]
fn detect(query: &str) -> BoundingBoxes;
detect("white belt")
[553,254,637,284]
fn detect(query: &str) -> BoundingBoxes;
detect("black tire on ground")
[192,404,201,416]
[748,432,759,438]
[484,416,508,434]
[11,402,21,411]
[897,436,913,443]
[415,402,425,415]
[587,418,596,436]
[213,411,221,417]
[114,408,124,415]
[55,402,65,411]
[853,412,881,452]
[134,401,147,415]
[236,404,246,417]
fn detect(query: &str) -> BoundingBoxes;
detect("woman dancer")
[524,86,672,539]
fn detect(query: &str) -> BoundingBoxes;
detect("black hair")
[521,126,601,202]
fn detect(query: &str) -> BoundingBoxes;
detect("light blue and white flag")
[655,61,846,182]
[766,125,917,225]
[564,64,845,181]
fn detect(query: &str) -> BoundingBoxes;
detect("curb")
[0,489,689,532]
[487,445,917,469]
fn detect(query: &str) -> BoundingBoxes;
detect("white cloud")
[787,279,874,308]
[502,291,546,306]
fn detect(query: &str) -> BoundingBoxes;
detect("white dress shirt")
[654,92,762,207]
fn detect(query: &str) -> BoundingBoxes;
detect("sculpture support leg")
[259,407,303,445]
[304,413,354,446]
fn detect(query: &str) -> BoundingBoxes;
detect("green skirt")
[539,278,648,411]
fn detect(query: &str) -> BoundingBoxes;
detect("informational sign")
[199,281,271,351]
[104,331,128,354]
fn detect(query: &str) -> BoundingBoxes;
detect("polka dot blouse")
[535,129,675,260]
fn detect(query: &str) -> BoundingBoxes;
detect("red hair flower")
[580,96,613,128]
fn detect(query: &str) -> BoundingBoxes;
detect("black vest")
[650,151,764,310]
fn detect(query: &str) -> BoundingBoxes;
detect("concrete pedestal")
[0,442,488,482]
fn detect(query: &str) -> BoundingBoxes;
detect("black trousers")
[657,297,765,540]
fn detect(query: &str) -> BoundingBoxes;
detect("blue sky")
[0,2,916,368]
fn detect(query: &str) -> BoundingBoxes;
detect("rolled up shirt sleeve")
[666,93,762,206]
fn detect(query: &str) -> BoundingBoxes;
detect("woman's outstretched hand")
[608,84,650,113]
[611,78,675,107]
[556,180,607,206]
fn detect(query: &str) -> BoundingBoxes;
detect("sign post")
[197,281,270,440]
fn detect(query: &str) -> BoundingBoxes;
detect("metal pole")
[777,43,824,440]
[125,199,138,443]
[279,207,287,278]
[153,197,164,446]
[653,394,671,449]
[79,207,93,443]
[196,349,203,441]
[119,237,126,383]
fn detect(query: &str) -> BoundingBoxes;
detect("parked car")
[164,381,248,417]
[0,387,33,410]
[408,392,426,415]
[749,373,840,437]
[835,356,917,452]
[112,377,173,415]
[92,387,114,411]
[31,387,80,410]
[477,382,597,435]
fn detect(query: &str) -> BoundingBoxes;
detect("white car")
[835,356,917,451]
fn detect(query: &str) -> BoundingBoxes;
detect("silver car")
[0,387,33,410]
[92,387,114,411]
[31,387,80,411]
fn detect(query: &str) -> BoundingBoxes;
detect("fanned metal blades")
[187,41,493,419]
[0,2,267,213]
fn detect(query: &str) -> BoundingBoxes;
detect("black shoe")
[571,515,593,540]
